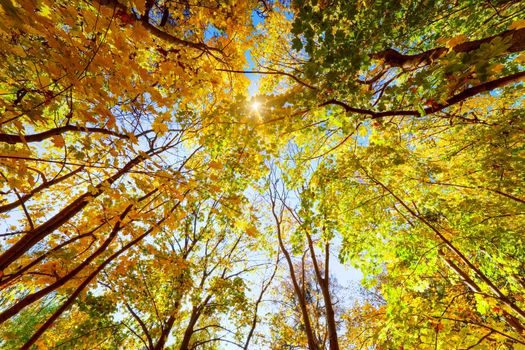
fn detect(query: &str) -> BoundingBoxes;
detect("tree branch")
[372,27,525,70]
[0,125,129,144]
[321,70,525,118]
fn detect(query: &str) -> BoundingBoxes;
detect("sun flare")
[251,101,261,112]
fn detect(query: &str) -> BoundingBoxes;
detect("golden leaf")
[152,120,168,134]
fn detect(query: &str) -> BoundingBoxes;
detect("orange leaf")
[209,160,223,170]
[246,225,258,238]
[51,135,65,147]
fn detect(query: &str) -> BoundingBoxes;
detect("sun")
[251,101,261,112]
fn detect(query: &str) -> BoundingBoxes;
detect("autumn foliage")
[1,0,524,349]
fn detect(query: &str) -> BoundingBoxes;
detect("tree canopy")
[1,0,524,349]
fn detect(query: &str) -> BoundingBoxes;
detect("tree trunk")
[0,154,145,272]
[179,307,200,350]
[305,232,339,350]
[153,315,176,350]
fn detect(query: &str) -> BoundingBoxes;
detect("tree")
[100,201,260,350]
[2,0,525,349]
[245,1,525,347]
[267,174,343,350]
[0,0,266,347]
[0,293,127,349]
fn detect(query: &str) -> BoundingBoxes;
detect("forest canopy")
[0,0,524,349]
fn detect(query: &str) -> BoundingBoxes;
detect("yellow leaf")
[107,115,116,129]
[358,125,368,137]
[11,46,26,57]
[38,3,52,18]
[6,236,18,244]
[209,184,221,193]
[152,120,168,134]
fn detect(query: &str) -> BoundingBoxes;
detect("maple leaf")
[209,160,223,170]
[245,224,258,238]
[152,120,168,134]
[51,135,65,147]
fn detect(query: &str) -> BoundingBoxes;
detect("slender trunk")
[91,0,216,52]
[244,253,279,350]
[305,231,339,350]
[0,125,128,144]
[124,302,155,350]
[322,70,525,119]
[0,231,95,288]
[271,200,319,350]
